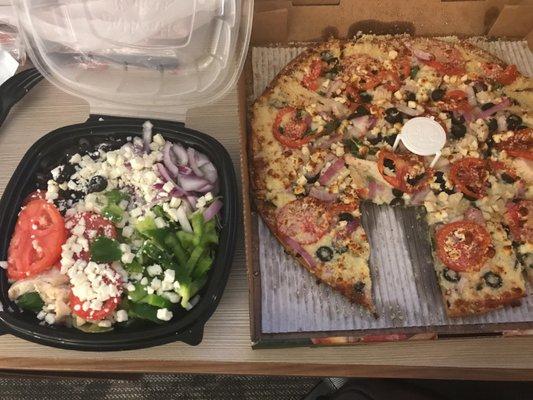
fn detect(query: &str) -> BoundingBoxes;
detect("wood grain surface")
[0,80,532,380]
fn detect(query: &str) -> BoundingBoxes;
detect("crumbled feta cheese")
[122,226,134,238]
[162,269,175,283]
[0,261,7,269]
[44,313,56,325]
[98,320,112,328]
[121,252,134,264]
[154,217,167,229]
[388,49,398,59]
[156,308,173,321]
[163,292,180,303]
[115,309,128,323]
[407,100,417,109]
[146,287,155,295]
[147,264,163,277]
[162,181,174,193]
[151,277,162,291]
[169,197,181,208]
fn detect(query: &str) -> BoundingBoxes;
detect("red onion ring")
[309,186,337,202]
[477,98,511,120]
[203,199,223,221]
[319,157,345,185]
[283,236,316,268]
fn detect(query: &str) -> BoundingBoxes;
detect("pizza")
[249,35,532,317]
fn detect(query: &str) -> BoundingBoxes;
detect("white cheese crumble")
[156,308,173,321]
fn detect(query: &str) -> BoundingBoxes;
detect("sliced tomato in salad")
[483,63,519,86]
[22,190,47,206]
[504,199,533,243]
[276,197,331,245]
[272,107,313,148]
[69,290,121,322]
[495,128,533,160]
[66,212,118,260]
[302,59,323,91]
[377,150,432,194]
[449,157,490,200]
[435,220,493,272]
[7,199,67,280]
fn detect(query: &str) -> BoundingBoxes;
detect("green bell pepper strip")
[16,292,44,312]
[192,254,213,280]
[127,301,163,324]
[102,203,124,223]
[164,235,188,266]
[142,294,172,309]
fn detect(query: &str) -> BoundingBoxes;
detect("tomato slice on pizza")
[495,128,533,160]
[504,200,532,243]
[272,107,313,148]
[449,157,490,200]
[483,63,519,85]
[276,197,331,245]
[412,40,466,76]
[302,59,323,91]
[435,220,493,272]
[377,150,432,194]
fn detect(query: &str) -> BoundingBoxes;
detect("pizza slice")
[430,206,526,317]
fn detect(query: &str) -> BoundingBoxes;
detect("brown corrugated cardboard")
[252,1,533,44]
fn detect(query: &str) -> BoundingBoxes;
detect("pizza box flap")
[252,1,533,45]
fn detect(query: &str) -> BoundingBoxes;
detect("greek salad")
[2,122,223,332]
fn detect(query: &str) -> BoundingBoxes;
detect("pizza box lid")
[12,0,253,120]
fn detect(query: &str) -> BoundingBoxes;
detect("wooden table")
[0,80,532,381]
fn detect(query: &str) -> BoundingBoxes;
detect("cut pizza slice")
[263,196,375,313]
[503,199,533,282]
[431,211,526,317]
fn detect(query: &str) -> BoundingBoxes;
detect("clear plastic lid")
[13,0,253,117]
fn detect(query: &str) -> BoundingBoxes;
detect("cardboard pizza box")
[239,0,533,347]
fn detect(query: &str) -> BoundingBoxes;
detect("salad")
[2,122,223,332]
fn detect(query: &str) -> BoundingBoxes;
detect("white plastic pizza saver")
[392,117,446,167]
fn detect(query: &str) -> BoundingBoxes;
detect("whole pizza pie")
[249,35,532,317]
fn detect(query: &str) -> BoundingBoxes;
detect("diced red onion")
[326,79,344,97]
[346,219,360,234]
[187,147,204,177]
[196,152,211,168]
[156,163,175,185]
[203,199,223,221]
[477,98,510,120]
[313,132,342,150]
[186,195,198,209]
[309,186,337,202]
[178,165,192,175]
[142,121,153,153]
[283,236,316,268]
[170,186,188,197]
[347,115,372,138]
[368,180,382,199]
[497,115,507,132]
[178,174,211,192]
[172,144,188,165]
[459,109,475,123]
[410,188,430,205]
[405,42,433,61]
[153,183,164,190]
[163,142,180,177]
[200,162,218,184]
[466,86,477,106]
[396,104,424,117]
[319,157,345,185]
[464,207,485,226]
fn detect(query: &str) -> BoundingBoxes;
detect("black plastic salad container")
[0,116,238,350]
